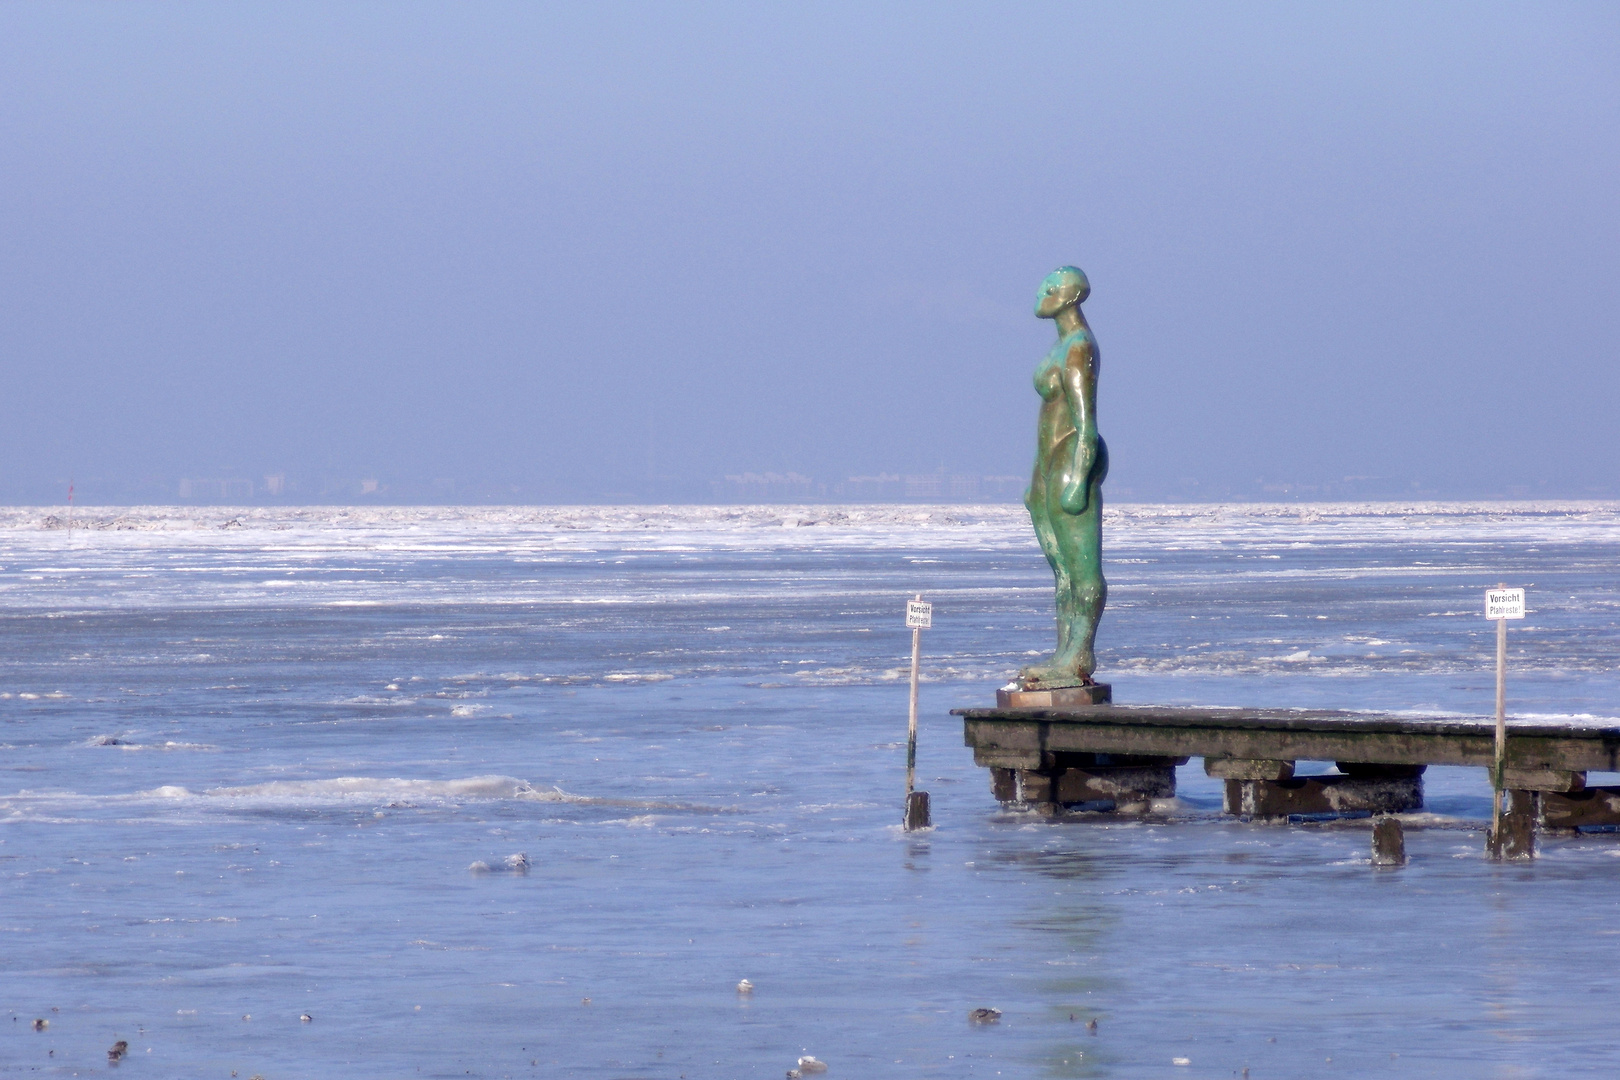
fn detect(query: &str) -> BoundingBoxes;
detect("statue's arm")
[1059,337,1099,515]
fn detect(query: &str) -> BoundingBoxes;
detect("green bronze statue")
[1020,266,1107,689]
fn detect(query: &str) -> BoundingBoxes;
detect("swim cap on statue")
[1041,266,1090,306]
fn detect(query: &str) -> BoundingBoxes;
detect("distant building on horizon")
[708,472,819,501]
[178,477,254,500]
[706,471,1024,503]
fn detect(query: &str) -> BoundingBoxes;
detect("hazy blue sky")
[2,2,1617,501]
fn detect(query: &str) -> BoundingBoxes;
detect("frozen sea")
[4,501,1620,1079]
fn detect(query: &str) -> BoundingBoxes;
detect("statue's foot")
[1017,660,1094,690]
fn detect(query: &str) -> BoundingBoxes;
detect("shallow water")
[3,502,1620,1078]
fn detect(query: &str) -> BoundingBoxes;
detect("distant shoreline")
[8,495,1620,511]
[10,500,1620,541]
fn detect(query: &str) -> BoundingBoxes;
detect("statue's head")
[1035,266,1089,318]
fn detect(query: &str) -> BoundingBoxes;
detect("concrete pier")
[956,703,1620,838]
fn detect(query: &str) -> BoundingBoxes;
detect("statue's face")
[1035,275,1069,318]
[1034,267,1087,318]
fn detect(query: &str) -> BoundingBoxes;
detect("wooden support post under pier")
[1372,816,1407,866]
[1498,789,1538,858]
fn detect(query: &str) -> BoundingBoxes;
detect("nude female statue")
[1020,266,1107,689]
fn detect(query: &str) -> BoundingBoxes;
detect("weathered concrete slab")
[988,753,1181,815]
[1540,786,1620,830]
[1055,766,1175,805]
[1223,774,1423,819]
[1336,762,1427,779]
[974,747,1044,770]
[1205,758,1294,781]
[1501,767,1584,792]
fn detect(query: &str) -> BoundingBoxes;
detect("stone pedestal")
[997,683,1112,708]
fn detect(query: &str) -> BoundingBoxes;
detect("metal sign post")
[904,596,932,830]
[1485,585,1525,858]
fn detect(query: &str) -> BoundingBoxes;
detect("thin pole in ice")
[1484,582,1527,859]
[1494,584,1508,804]
[907,593,922,797]
[903,593,932,830]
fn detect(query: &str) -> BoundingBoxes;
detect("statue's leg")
[1066,488,1106,677]
[1017,478,1084,684]
[1021,474,1077,684]
[1047,461,1107,679]
[1025,478,1061,577]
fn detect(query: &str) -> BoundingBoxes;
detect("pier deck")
[954,704,1620,830]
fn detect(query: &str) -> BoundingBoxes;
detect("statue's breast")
[1034,352,1064,401]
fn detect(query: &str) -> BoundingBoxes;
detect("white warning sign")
[1485,588,1525,620]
